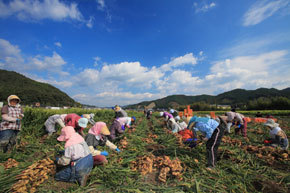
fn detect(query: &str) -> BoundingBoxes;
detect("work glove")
[115,148,121,152]
[16,119,21,125]
[186,138,193,142]
[101,151,109,156]
[121,125,125,131]
[55,157,59,164]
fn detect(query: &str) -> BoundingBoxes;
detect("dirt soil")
[253,179,288,193]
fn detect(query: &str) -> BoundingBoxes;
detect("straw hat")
[264,119,279,128]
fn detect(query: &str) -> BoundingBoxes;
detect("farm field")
[0,108,289,193]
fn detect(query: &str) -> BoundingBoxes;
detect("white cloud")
[54,42,62,48]
[0,38,68,75]
[243,0,290,26]
[160,53,198,72]
[97,0,106,11]
[86,16,94,28]
[36,78,73,88]
[77,68,100,86]
[0,38,24,69]
[0,0,84,22]
[93,56,101,66]
[2,38,289,107]
[73,91,164,107]
[75,61,163,91]
[30,51,67,73]
[207,50,290,90]
[0,38,21,58]
[194,2,216,13]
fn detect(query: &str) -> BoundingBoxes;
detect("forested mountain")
[0,69,80,107]
[126,87,290,109]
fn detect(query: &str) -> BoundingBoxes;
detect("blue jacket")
[193,119,219,139]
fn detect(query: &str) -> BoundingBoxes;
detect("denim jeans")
[55,154,93,184]
[0,129,19,152]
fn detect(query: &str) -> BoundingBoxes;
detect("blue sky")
[0,0,290,107]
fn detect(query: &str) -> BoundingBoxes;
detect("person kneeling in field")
[64,113,88,137]
[55,126,93,186]
[113,105,128,118]
[85,122,121,166]
[159,111,174,128]
[44,114,67,136]
[109,116,136,141]
[188,116,227,170]
[225,111,247,137]
[146,109,153,119]
[0,95,24,153]
[264,119,289,150]
[82,113,95,125]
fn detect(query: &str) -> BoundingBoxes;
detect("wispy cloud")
[194,1,216,14]
[160,53,199,72]
[54,42,62,48]
[93,56,101,67]
[0,0,83,21]
[243,0,290,26]
[219,32,290,58]
[97,0,106,11]
[0,0,95,28]
[86,16,94,28]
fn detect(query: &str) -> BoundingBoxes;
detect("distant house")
[46,106,61,110]
[217,105,231,109]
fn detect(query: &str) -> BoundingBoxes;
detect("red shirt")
[64,113,84,132]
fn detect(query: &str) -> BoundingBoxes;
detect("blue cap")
[132,116,136,122]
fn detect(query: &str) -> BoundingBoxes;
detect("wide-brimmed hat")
[82,114,90,119]
[264,119,279,128]
[89,122,110,136]
[159,112,164,116]
[57,126,75,141]
[78,118,88,128]
[114,105,121,111]
[7,95,21,106]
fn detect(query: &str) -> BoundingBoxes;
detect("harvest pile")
[222,136,243,147]
[2,158,19,169]
[142,137,155,144]
[148,133,158,139]
[173,133,185,147]
[119,137,128,149]
[242,145,290,164]
[127,127,136,134]
[11,157,55,193]
[130,154,184,183]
